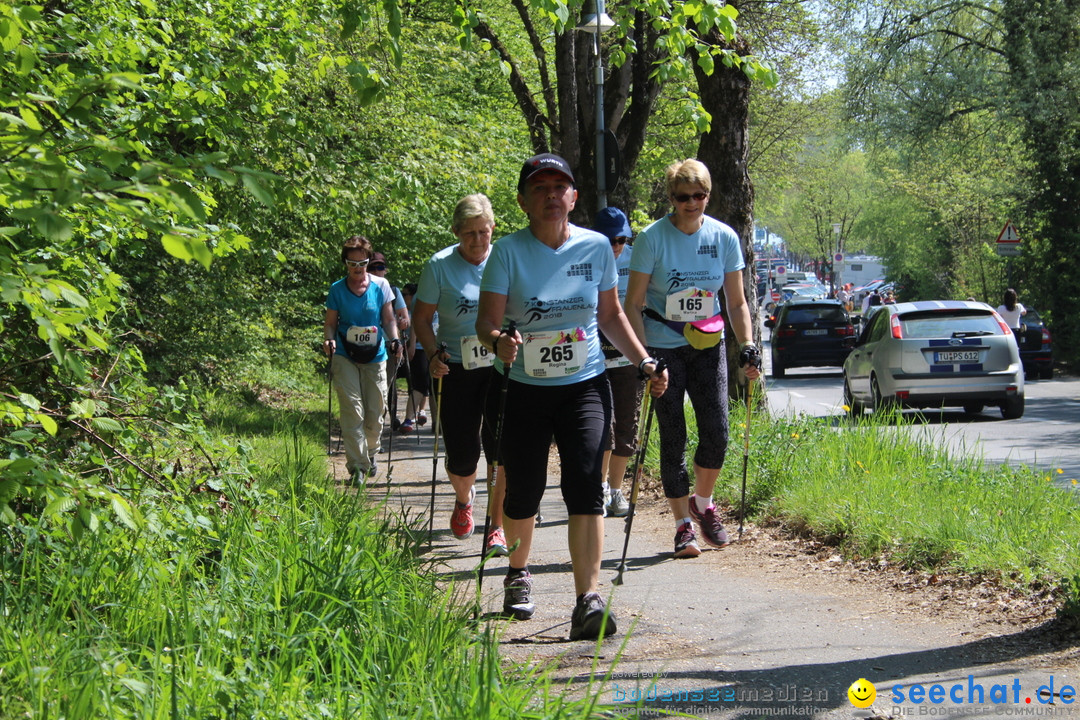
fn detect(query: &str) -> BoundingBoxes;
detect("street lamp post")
[576,0,615,212]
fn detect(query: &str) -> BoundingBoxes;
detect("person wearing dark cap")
[475,153,668,640]
[592,207,641,518]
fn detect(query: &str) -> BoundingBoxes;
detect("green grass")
[0,385,607,719]
[659,399,1080,612]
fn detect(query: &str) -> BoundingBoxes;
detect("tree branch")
[472,20,551,150]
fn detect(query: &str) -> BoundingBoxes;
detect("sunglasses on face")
[672,191,708,203]
[344,259,369,268]
[369,263,387,272]
[610,237,631,246]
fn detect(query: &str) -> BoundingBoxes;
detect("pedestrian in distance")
[413,194,510,556]
[623,158,762,560]
[475,153,668,640]
[321,236,404,483]
[591,206,643,518]
[996,287,1027,332]
[398,283,430,434]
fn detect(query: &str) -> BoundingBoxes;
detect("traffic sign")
[834,253,844,263]
[996,222,1020,244]
[775,265,787,276]
[995,221,1022,256]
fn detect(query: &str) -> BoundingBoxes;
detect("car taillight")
[990,310,1012,335]
[777,327,797,338]
[836,325,856,336]
[890,314,903,339]
[1042,327,1052,348]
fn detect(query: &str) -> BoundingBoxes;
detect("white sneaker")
[601,482,611,518]
[607,488,630,517]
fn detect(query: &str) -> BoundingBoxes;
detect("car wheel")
[1039,366,1054,380]
[843,378,863,417]
[771,354,785,378]
[871,375,891,413]
[962,403,984,415]
[1001,395,1024,420]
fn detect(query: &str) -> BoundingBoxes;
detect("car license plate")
[934,350,979,363]
[804,329,827,336]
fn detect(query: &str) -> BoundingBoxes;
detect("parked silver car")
[842,300,1024,419]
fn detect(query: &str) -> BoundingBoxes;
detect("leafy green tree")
[0,0,402,526]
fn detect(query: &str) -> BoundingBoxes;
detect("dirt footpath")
[331,413,1080,719]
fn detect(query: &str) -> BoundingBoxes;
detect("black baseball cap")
[517,153,575,193]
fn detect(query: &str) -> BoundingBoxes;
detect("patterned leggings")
[650,343,729,499]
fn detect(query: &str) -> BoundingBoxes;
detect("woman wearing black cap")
[475,153,667,641]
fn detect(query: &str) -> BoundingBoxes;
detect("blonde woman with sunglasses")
[624,159,761,559]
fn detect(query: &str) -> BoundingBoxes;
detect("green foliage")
[0,391,606,717]
[703,403,1080,613]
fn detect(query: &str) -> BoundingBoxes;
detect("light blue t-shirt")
[326,274,393,363]
[615,245,632,303]
[481,224,617,386]
[416,244,486,364]
[629,215,745,349]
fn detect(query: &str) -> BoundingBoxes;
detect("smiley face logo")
[848,678,877,709]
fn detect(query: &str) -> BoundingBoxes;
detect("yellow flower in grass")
[1072,479,1077,486]
[842,404,851,412]
[791,433,799,439]
[1057,468,1064,474]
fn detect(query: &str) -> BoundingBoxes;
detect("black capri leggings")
[406,348,430,397]
[650,343,729,499]
[437,363,495,477]
[488,373,612,519]
[606,363,643,457]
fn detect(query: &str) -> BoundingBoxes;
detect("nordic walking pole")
[385,340,402,482]
[476,320,516,615]
[613,358,666,586]
[738,377,754,540]
[427,343,448,551]
[326,354,333,456]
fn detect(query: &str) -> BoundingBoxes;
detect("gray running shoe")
[689,501,730,548]
[601,482,610,518]
[673,522,701,558]
[607,488,630,517]
[570,592,617,640]
[503,570,535,620]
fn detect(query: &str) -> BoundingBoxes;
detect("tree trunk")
[694,30,759,399]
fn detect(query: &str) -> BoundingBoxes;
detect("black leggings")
[651,343,729,499]
[488,374,612,519]
[437,363,495,477]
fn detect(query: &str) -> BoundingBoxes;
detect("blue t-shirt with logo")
[629,215,745,349]
[416,244,486,364]
[326,275,393,363]
[481,225,616,386]
[616,245,632,303]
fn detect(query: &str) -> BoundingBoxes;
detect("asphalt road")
[761,344,1080,489]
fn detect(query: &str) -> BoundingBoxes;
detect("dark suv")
[1016,308,1053,380]
[765,299,856,377]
